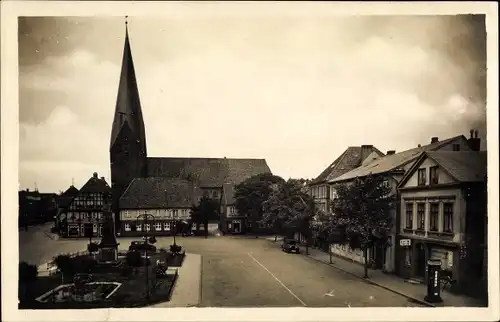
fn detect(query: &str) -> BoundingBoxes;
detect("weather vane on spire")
[125,15,128,25]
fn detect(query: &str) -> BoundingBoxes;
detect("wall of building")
[404,158,456,187]
[119,207,193,236]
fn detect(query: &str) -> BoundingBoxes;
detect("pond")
[35,282,122,303]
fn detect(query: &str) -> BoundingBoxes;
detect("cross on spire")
[125,15,128,25]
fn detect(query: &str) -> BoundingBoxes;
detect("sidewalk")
[149,253,202,307]
[267,237,484,307]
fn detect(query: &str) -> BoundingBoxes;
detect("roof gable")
[398,151,487,188]
[311,146,384,184]
[330,135,467,183]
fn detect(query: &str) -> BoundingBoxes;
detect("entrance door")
[416,243,426,277]
[374,245,384,269]
[233,222,241,234]
[83,223,93,238]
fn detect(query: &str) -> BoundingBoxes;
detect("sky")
[18,14,487,193]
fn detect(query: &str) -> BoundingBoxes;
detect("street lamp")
[136,213,156,300]
[165,190,178,245]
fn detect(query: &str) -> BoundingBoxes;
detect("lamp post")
[136,213,155,300]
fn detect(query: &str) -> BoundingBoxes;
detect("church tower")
[110,18,148,228]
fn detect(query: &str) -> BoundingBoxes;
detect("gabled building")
[119,177,199,236]
[396,149,487,299]
[109,22,272,234]
[60,172,112,238]
[309,145,385,213]
[328,132,480,273]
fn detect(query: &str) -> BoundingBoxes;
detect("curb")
[198,254,203,307]
[305,253,435,308]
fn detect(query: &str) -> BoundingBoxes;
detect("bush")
[53,254,74,280]
[169,244,182,254]
[148,236,157,244]
[87,242,99,253]
[72,255,97,274]
[19,261,38,284]
[125,251,143,268]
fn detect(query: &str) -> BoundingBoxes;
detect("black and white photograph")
[1,1,498,321]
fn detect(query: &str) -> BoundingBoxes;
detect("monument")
[98,193,120,263]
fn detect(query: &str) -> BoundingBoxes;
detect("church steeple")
[110,17,147,156]
[109,17,149,229]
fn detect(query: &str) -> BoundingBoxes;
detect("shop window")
[155,222,162,231]
[405,248,412,266]
[137,224,142,232]
[145,224,151,232]
[124,223,131,231]
[164,222,171,231]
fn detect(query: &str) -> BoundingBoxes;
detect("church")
[110,22,272,236]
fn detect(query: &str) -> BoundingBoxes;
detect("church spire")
[109,16,147,156]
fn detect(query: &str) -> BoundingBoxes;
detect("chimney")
[418,144,422,148]
[431,137,439,144]
[467,129,481,151]
[386,150,396,155]
[361,145,374,161]
[93,172,98,179]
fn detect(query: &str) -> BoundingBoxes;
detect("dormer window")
[452,144,460,151]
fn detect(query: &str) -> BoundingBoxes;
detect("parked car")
[128,241,157,253]
[281,238,300,253]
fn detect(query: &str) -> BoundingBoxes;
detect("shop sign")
[399,239,411,247]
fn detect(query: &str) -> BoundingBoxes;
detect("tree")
[19,261,38,303]
[328,174,394,278]
[190,196,220,238]
[261,179,313,242]
[234,173,285,236]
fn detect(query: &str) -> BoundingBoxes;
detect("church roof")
[146,157,272,186]
[109,24,147,155]
[119,177,200,209]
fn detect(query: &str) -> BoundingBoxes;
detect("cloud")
[19,16,486,192]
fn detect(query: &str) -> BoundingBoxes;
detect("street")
[19,228,425,307]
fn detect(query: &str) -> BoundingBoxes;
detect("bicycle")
[440,275,457,291]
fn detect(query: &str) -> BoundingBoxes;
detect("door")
[374,245,384,269]
[233,222,241,234]
[416,243,426,277]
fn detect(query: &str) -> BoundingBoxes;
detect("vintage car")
[281,238,300,253]
[128,240,157,253]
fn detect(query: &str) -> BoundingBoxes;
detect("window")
[405,203,413,229]
[145,224,151,232]
[429,166,439,185]
[173,209,178,218]
[452,144,460,151]
[417,203,425,230]
[417,169,426,186]
[137,224,142,231]
[155,222,162,231]
[443,203,453,233]
[124,223,131,231]
[213,191,219,199]
[164,222,171,231]
[429,203,439,231]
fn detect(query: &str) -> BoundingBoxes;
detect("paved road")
[19,231,425,307]
[151,236,425,307]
